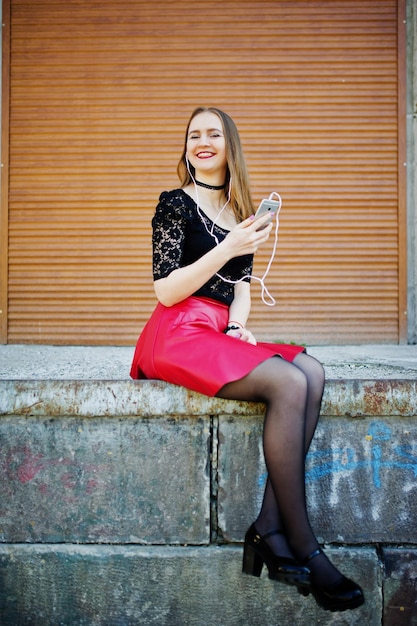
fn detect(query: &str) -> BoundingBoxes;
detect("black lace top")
[152,189,253,306]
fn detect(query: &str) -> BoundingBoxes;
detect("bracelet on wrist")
[223,324,243,334]
[227,320,243,328]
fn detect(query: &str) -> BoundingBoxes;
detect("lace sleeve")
[241,254,254,282]
[152,191,188,280]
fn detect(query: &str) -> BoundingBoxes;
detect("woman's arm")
[154,214,272,307]
[226,281,257,345]
[154,236,232,306]
[227,280,251,328]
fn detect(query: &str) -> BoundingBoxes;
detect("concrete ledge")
[1,378,416,417]
[0,544,380,626]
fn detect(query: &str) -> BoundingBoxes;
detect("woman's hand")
[154,210,272,308]
[222,212,273,257]
[225,326,257,345]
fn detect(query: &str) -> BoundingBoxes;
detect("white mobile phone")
[254,198,280,230]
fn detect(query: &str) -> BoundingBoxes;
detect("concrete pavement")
[1,343,417,380]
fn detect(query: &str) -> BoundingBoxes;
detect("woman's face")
[186,111,227,179]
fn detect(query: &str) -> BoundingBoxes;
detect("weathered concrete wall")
[219,415,417,545]
[0,378,416,624]
[0,415,210,544]
[3,413,415,547]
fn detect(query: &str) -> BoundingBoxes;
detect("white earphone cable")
[186,157,281,306]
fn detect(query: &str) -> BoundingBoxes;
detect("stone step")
[0,544,381,626]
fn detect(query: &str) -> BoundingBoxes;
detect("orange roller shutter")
[5,0,405,344]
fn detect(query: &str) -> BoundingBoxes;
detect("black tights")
[217,352,342,586]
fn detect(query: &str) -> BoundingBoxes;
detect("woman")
[130,106,364,613]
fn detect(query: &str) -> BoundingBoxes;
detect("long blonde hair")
[177,107,254,221]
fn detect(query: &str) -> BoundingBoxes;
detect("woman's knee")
[261,358,309,404]
[294,353,325,389]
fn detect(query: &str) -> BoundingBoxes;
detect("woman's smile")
[197,151,216,159]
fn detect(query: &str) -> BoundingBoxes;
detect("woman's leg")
[255,353,325,556]
[292,353,326,452]
[217,355,343,586]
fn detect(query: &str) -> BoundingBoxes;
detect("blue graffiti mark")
[372,443,383,488]
[257,421,417,490]
[305,422,417,488]
[306,449,370,484]
[305,421,417,488]
[369,422,391,442]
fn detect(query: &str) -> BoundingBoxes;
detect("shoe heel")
[242,544,264,577]
[297,585,310,597]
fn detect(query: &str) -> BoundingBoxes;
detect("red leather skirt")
[130,296,305,397]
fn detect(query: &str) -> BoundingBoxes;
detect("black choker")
[195,179,226,191]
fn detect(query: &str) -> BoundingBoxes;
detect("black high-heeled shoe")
[242,524,310,592]
[302,548,365,612]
